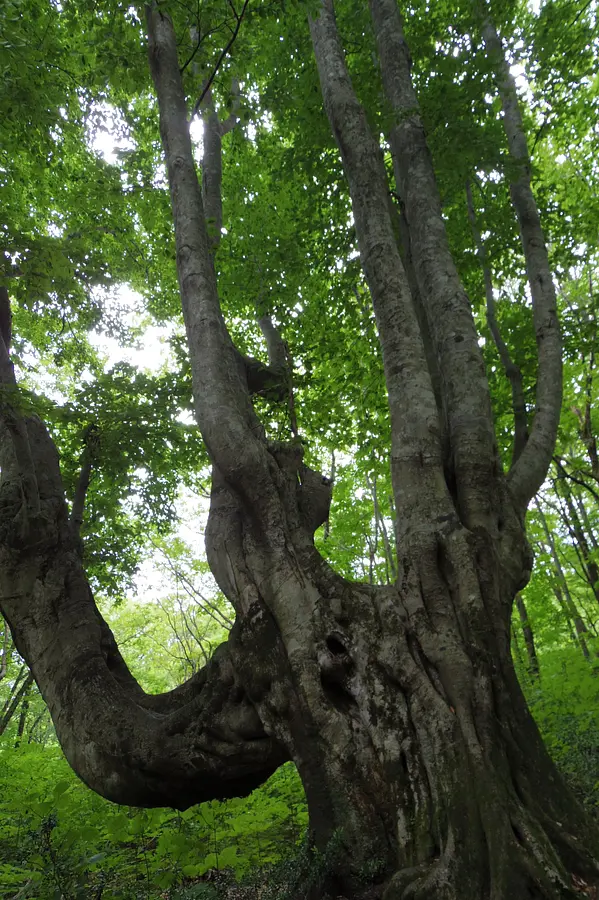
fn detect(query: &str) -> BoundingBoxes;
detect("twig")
[190,0,250,120]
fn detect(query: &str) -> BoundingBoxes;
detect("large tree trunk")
[0,3,598,900]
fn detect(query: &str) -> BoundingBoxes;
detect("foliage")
[0,736,306,899]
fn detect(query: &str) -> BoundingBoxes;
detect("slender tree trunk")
[552,585,580,648]
[466,180,529,465]
[536,503,595,661]
[14,678,32,747]
[0,670,34,737]
[514,594,539,678]
[555,465,599,603]
[576,492,599,553]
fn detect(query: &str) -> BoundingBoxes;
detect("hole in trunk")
[326,634,347,656]
[320,674,357,713]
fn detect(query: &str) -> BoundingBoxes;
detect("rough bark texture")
[0,2,597,900]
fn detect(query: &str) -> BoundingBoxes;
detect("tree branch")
[190,0,249,121]
[0,378,286,806]
[369,0,497,530]
[0,287,41,538]
[70,424,100,541]
[198,78,241,249]
[474,1,563,512]
[146,3,280,513]
[466,179,529,466]
[309,0,451,557]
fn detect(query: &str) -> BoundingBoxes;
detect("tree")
[1,0,599,897]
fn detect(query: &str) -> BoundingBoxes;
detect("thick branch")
[388,193,444,420]
[0,414,288,806]
[201,91,226,249]
[146,4,280,512]
[466,179,528,465]
[309,0,451,555]
[369,0,497,529]
[0,286,12,353]
[258,314,288,371]
[236,348,288,401]
[474,2,563,511]
[0,289,40,536]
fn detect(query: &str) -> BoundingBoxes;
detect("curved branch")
[0,415,287,807]
[466,179,529,465]
[474,2,563,512]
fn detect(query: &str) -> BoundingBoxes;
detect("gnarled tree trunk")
[0,2,598,899]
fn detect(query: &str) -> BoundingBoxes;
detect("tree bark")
[367,0,499,532]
